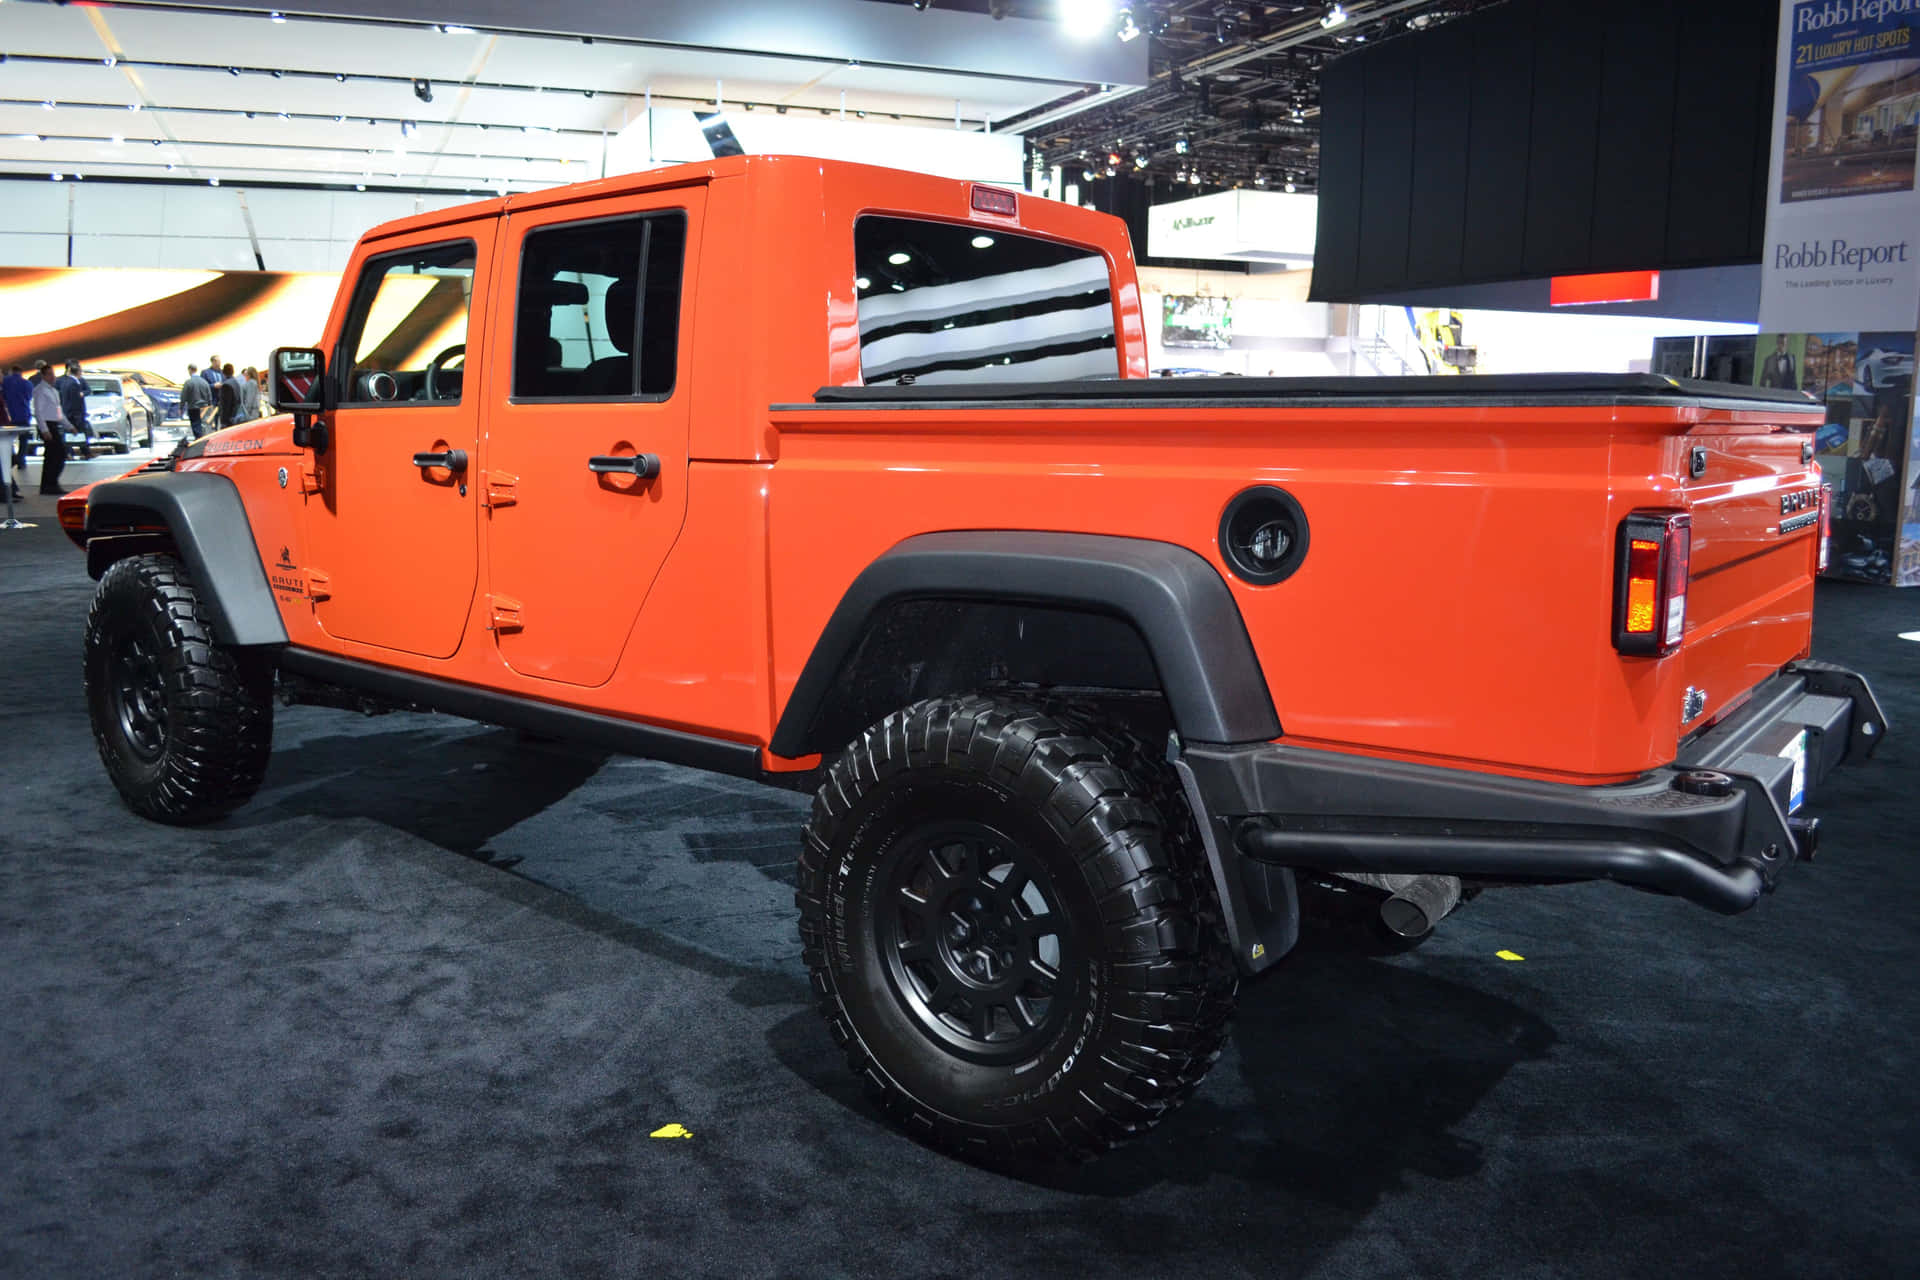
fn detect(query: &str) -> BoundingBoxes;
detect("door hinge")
[299,461,323,494]
[305,569,331,601]
[488,593,524,633]
[483,470,518,509]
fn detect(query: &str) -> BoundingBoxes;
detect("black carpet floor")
[2,480,1916,1279]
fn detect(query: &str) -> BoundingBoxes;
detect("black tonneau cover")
[793,373,1820,414]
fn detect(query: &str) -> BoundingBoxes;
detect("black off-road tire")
[797,694,1237,1163]
[84,554,273,825]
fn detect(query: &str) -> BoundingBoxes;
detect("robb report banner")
[1758,0,1920,332]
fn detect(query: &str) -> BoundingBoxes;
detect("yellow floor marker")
[649,1123,693,1140]
[1495,949,1525,961]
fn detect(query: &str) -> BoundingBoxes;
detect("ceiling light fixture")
[401,120,418,138]
[437,23,476,34]
[1173,137,1189,154]
[270,11,286,22]
[1320,4,1348,30]
[103,55,117,68]
[1060,0,1116,42]
[413,78,433,104]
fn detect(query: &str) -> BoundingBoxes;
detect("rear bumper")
[1179,661,1887,972]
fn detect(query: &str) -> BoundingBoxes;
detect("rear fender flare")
[83,471,289,647]
[770,531,1280,758]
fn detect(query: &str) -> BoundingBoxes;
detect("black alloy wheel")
[876,821,1076,1065]
[107,632,169,761]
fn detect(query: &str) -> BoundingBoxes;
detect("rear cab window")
[853,216,1119,386]
[511,212,686,401]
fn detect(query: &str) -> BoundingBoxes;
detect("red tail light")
[1818,483,1832,573]
[1614,511,1690,656]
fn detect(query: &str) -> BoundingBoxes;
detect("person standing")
[240,365,262,421]
[0,372,18,502]
[216,362,242,429]
[57,358,90,459]
[31,361,69,495]
[181,364,212,438]
[203,356,224,393]
[3,364,31,490]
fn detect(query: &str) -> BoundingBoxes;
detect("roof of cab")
[356,154,769,243]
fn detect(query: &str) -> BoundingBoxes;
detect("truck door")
[481,188,703,687]
[305,223,493,659]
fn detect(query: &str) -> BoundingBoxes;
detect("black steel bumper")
[1177,661,1887,973]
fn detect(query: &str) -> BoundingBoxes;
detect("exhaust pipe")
[1331,872,1464,939]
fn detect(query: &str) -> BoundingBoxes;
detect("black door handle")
[412,449,468,472]
[587,453,661,479]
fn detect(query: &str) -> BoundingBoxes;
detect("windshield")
[85,378,121,395]
[123,371,179,389]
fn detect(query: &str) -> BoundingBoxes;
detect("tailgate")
[1677,422,1822,733]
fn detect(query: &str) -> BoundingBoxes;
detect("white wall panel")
[0,232,68,267]
[244,188,339,241]
[0,183,73,235]
[256,239,339,273]
[329,194,418,242]
[155,237,258,271]
[70,235,168,269]
[159,187,250,239]
[72,185,167,236]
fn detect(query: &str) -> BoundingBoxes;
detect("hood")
[179,413,301,459]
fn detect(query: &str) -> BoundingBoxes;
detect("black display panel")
[1310,0,1777,300]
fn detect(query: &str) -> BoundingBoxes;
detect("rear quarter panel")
[764,401,1818,783]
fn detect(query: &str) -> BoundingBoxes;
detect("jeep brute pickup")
[77,156,1886,1163]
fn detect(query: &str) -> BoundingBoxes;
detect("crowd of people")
[2,353,269,499]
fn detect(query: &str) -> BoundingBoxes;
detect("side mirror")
[271,346,331,452]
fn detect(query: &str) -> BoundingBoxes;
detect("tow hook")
[1788,816,1820,862]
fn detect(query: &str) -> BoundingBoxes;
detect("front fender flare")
[84,470,289,647]
[770,531,1280,757]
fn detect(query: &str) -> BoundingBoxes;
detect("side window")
[852,215,1118,386]
[512,212,686,400]
[336,240,476,405]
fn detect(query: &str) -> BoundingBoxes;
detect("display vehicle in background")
[20,374,142,457]
[72,157,1888,1165]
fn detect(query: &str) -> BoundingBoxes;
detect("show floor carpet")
[2,486,1916,1279]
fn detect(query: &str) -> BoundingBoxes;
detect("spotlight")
[210,177,220,186]
[437,23,477,34]
[104,55,117,68]
[228,67,241,76]
[1081,167,1097,182]
[1060,0,1115,41]
[1173,137,1188,154]
[1133,153,1148,169]
[776,104,788,114]
[413,78,433,104]
[1320,4,1348,30]
[1107,151,1122,167]
[128,103,141,111]
[1284,180,1296,193]
[401,120,418,138]
[1117,6,1140,41]
[335,73,347,82]
[912,0,933,9]
[270,11,286,22]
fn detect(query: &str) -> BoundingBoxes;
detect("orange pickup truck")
[75,156,1886,1163]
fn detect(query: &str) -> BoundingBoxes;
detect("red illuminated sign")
[1550,270,1660,306]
